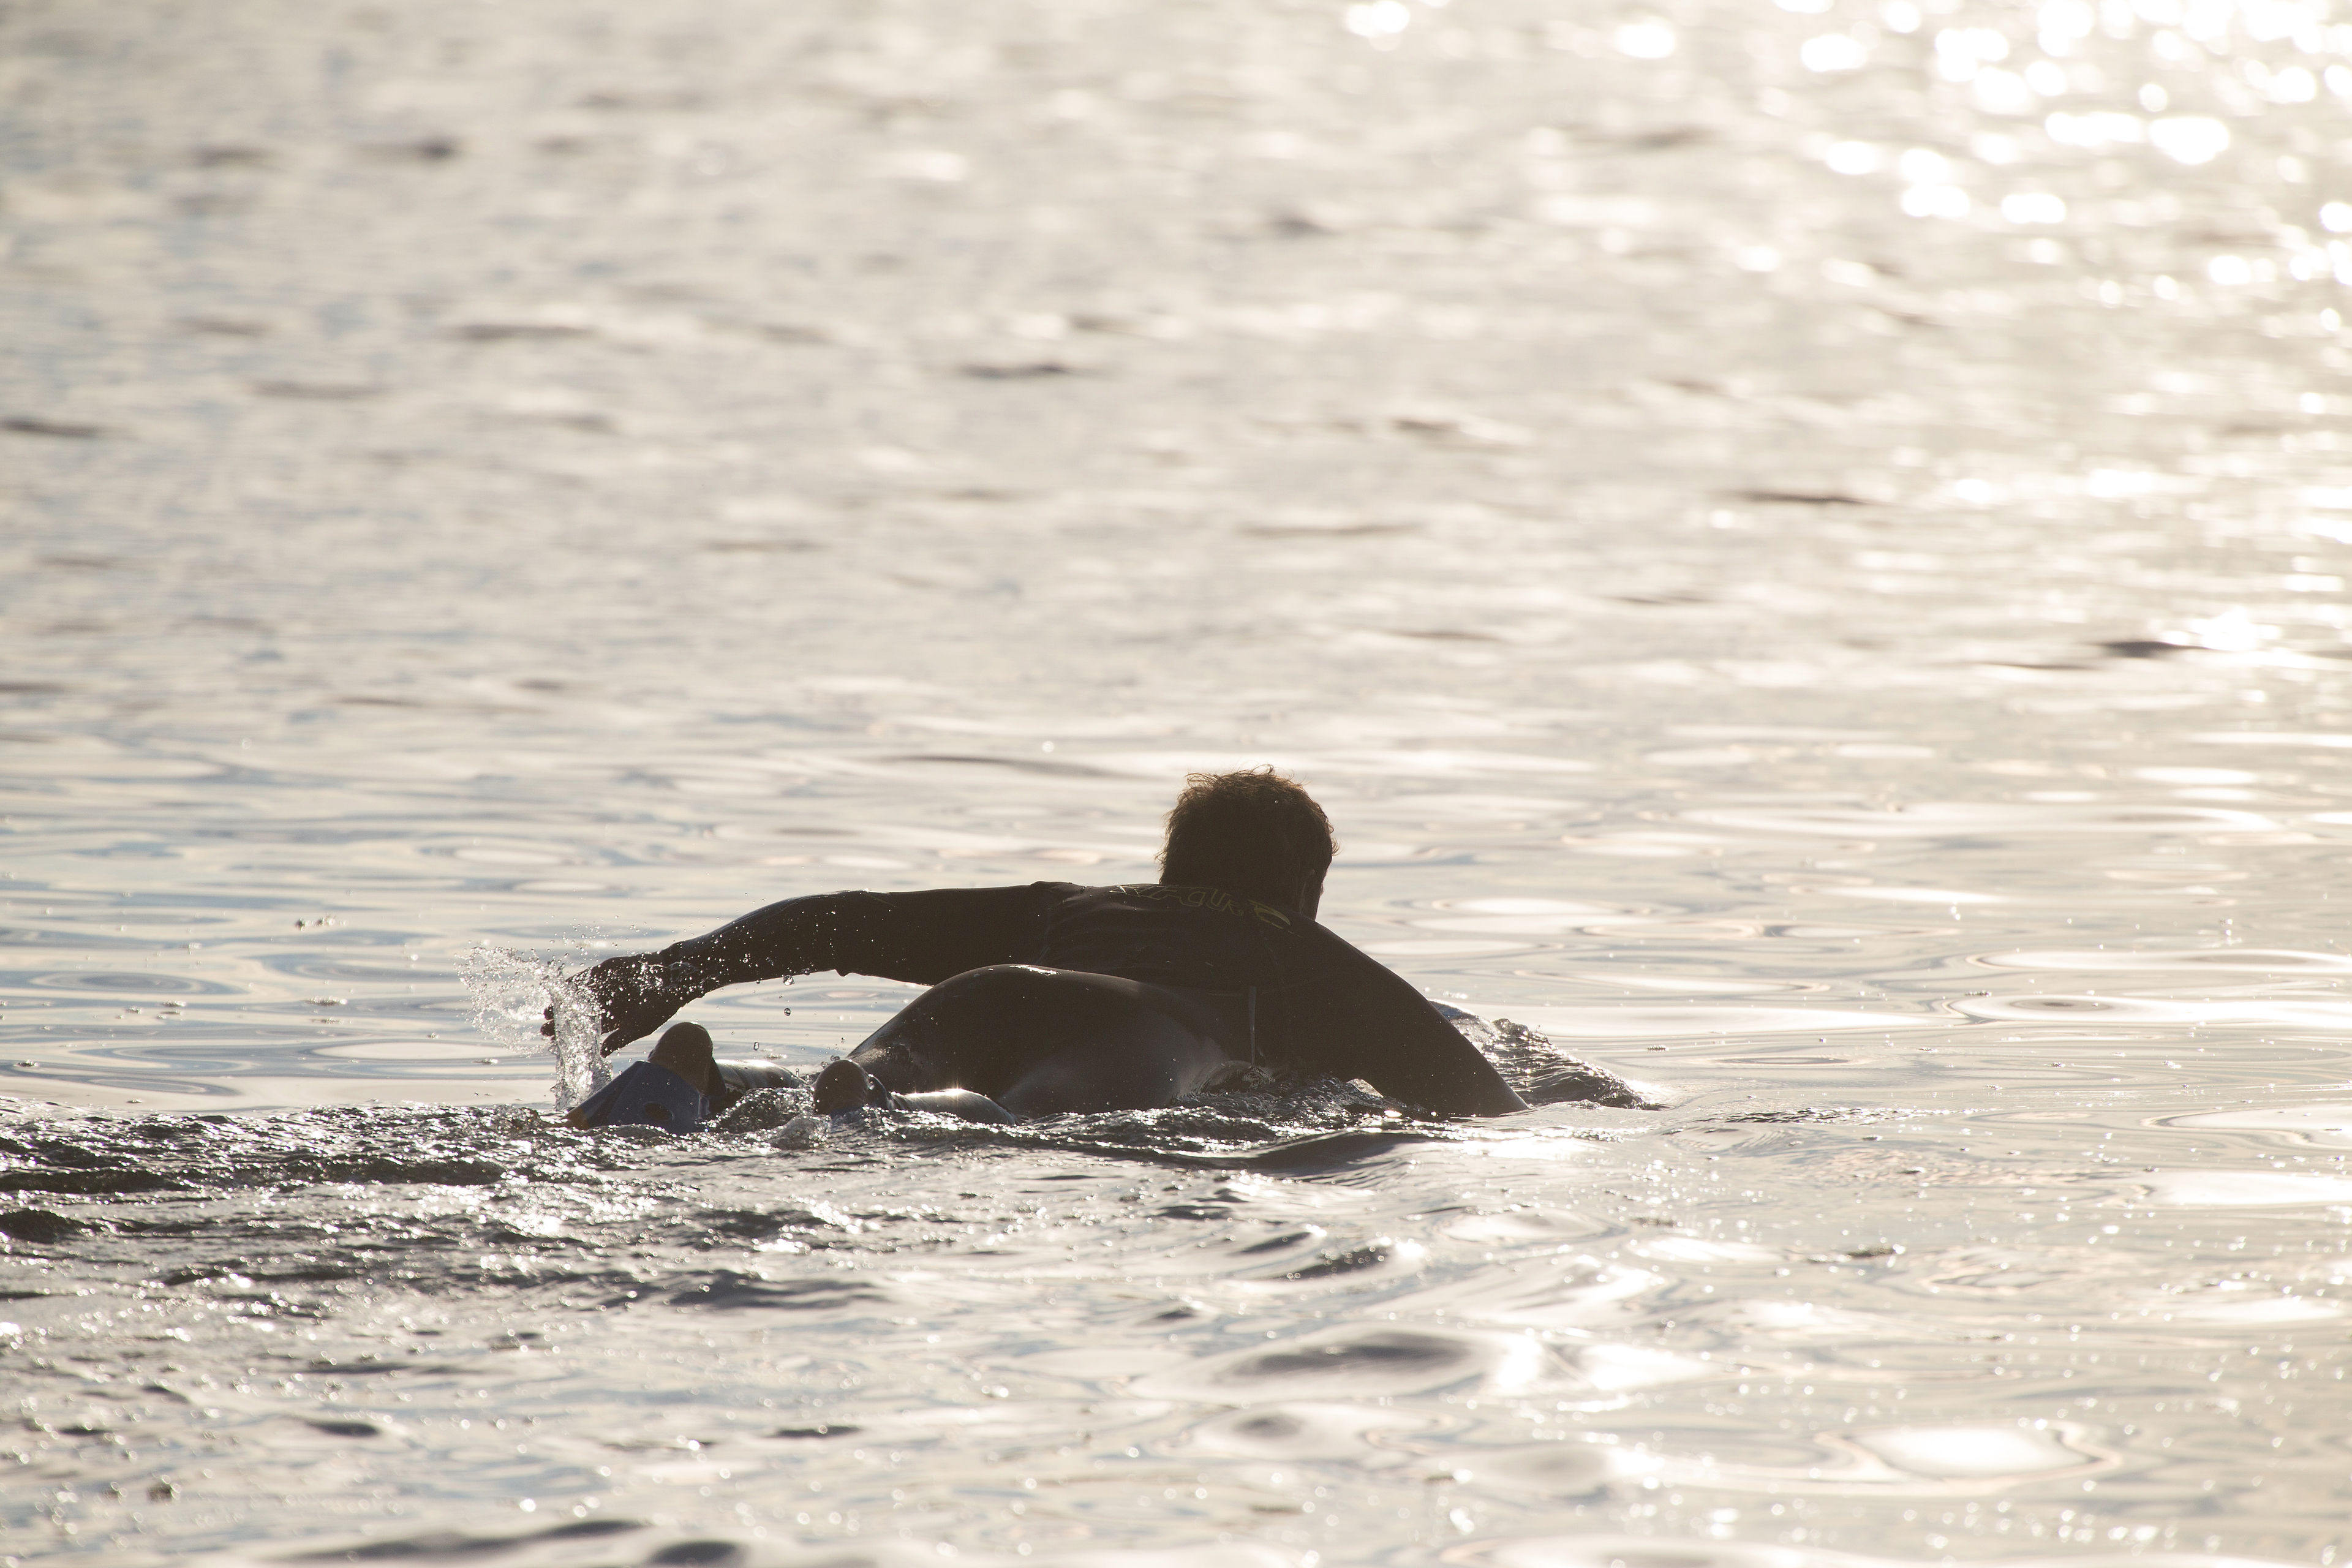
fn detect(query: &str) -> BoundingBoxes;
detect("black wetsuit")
[662,883,1515,1114]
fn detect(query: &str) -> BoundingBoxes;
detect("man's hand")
[540,951,690,1057]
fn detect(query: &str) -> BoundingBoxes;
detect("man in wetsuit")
[557,769,1527,1120]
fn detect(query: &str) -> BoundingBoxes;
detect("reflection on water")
[5,0,2352,1561]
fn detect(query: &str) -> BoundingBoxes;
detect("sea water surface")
[4,0,2351,1563]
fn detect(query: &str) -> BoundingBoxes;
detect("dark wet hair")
[1158,767,1336,907]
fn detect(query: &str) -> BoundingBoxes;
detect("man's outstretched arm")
[550,884,1060,1055]
[1285,952,1528,1117]
[1354,1003,1529,1116]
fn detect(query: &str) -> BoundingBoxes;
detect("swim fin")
[811,1058,1016,1123]
[893,1088,1018,1125]
[711,1058,802,1112]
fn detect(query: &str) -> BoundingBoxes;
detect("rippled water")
[4,0,2351,1562]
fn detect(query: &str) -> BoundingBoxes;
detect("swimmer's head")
[1159,767,1336,917]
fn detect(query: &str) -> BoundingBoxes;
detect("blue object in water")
[571,1061,709,1132]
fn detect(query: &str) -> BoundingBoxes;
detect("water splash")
[462,943,609,1111]
[1450,1012,1661,1109]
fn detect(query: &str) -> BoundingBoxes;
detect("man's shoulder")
[875,881,1088,904]
[1074,881,1314,936]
